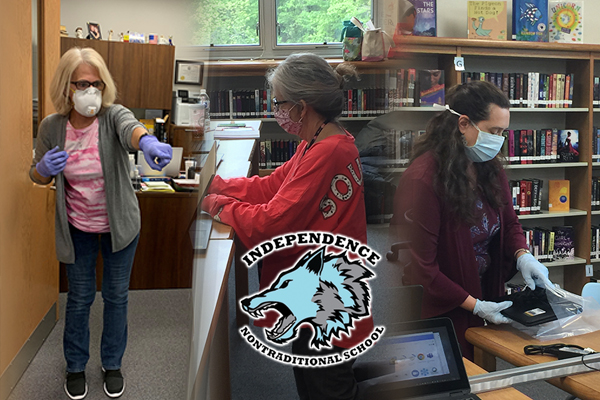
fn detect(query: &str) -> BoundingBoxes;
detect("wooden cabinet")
[60,37,175,110]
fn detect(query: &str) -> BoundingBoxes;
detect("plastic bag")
[510,286,600,340]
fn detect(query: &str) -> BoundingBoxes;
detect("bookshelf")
[205,37,600,293]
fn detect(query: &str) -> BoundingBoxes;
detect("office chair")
[581,281,600,305]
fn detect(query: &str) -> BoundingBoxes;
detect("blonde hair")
[50,47,117,115]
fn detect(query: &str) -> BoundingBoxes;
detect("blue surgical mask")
[465,122,505,163]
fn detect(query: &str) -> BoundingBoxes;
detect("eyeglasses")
[70,80,105,91]
[272,97,289,112]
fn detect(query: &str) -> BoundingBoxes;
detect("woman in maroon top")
[392,81,554,360]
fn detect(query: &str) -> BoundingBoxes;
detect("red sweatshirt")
[206,131,374,349]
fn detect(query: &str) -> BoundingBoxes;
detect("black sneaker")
[102,368,125,398]
[64,371,88,400]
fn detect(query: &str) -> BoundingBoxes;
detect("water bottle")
[200,89,210,134]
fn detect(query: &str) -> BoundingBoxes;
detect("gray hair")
[266,53,359,122]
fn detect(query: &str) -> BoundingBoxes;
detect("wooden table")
[464,358,532,400]
[466,325,600,400]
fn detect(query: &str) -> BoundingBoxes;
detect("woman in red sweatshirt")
[202,53,373,399]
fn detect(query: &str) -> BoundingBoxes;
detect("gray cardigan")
[30,105,144,264]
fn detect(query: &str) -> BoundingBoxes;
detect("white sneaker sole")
[103,381,125,398]
[102,367,125,398]
[63,380,88,400]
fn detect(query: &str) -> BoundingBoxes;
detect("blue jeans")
[64,224,139,373]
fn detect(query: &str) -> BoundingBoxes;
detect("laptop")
[497,287,583,327]
[357,318,479,400]
[189,142,217,252]
[137,147,183,177]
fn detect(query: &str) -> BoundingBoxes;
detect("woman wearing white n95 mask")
[391,80,555,361]
[30,47,172,399]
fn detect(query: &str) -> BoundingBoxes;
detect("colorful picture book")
[467,1,508,40]
[548,180,570,212]
[512,0,549,41]
[548,1,583,43]
[395,0,437,37]
[418,69,444,106]
[557,129,579,162]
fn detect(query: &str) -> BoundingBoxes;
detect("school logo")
[239,232,385,367]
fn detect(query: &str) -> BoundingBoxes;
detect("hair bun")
[334,63,359,89]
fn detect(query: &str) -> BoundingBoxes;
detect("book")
[392,0,437,38]
[557,129,580,162]
[467,1,508,40]
[552,226,575,260]
[418,69,444,106]
[548,1,583,43]
[548,179,570,212]
[512,0,549,42]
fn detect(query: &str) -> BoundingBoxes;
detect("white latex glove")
[517,253,555,291]
[473,299,513,324]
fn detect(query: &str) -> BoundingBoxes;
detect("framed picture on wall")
[174,60,204,85]
[87,22,102,40]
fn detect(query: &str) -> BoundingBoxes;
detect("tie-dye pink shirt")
[63,119,110,233]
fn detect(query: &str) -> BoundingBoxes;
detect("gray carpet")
[8,290,190,400]
[7,224,576,399]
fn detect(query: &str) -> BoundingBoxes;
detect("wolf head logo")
[241,247,374,349]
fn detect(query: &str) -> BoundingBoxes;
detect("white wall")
[60,0,194,47]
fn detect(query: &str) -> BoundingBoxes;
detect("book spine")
[265,140,272,169]
[348,89,353,118]
[548,231,555,261]
[509,73,516,106]
[259,141,266,168]
[568,73,574,108]
[551,128,559,163]
[532,179,540,214]
[520,180,529,215]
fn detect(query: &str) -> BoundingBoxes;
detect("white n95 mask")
[72,87,102,117]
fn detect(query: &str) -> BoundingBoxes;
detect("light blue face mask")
[436,105,505,163]
[465,121,505,163]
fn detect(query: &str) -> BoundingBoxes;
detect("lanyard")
[289,120,329,181]
[302,120,329,157]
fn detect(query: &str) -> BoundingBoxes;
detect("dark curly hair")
[410,80,510,225]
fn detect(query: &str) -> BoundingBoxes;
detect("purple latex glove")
[36,146,69,177]
[139,134,173,170]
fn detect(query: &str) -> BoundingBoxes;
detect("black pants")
[292,328,357,400]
